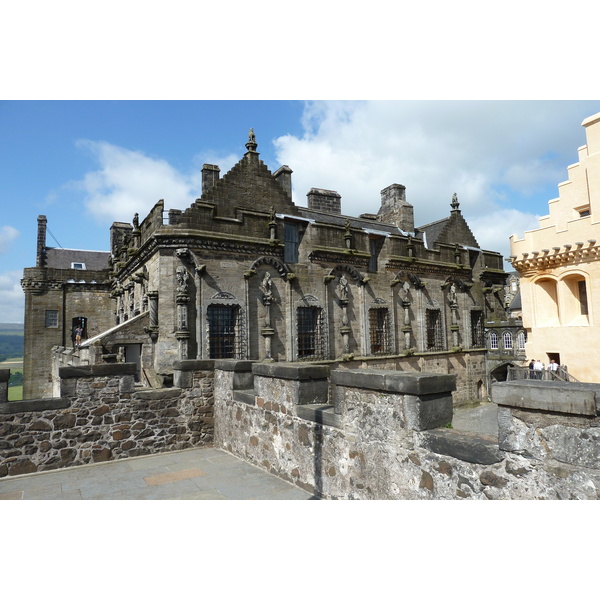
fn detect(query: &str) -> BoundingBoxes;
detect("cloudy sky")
[1,4,599,324]
[1,100,599,323]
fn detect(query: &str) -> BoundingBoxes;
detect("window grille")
[425,309,444,352]
[207,304,242,359]
[517,331,526,350]
[489,332,498,350]
[45,310,59,328]
[369,307,390,354]
[297,306,324,359]
[470,311,484,347]
[503,331,513,350]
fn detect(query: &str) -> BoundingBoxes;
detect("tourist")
[533,359,544,379]
[549,359,559,380]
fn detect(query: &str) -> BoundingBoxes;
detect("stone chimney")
[274,165,293,198]
[36,215,47,267]
[377,184,414,233]
[307,188,341,215]
[202,164,220,194]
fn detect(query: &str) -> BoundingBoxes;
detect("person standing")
[549,359,559,380]
[533,359,544,380]
[529,359,535,379]
[75,326,83,348]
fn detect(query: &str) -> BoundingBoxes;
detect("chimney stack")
[307,188,341,215]
[378,184,414,233]
[36,215,47,267]
[202,164,220,195]
[274,165,293,198]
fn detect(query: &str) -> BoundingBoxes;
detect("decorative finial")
[246,128,258,153]
[451,192,460,211]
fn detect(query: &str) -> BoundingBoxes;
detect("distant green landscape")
[1,324,24,400]
[0,323,24,362]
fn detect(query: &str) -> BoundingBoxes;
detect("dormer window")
[71,262,86,270]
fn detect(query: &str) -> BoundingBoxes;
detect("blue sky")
[1,100,600,323]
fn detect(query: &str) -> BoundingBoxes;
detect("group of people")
[528,358,560,380]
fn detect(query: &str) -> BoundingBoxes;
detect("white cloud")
[73,140,203,223]
[274,100,599,253]
[0,226,19,254]
[0,270,24,323]
[468,209,542,262]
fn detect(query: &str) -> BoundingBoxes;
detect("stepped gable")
[417,193,479,249]
[184,130,299,221]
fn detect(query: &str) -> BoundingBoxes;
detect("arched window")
[561,274,589,325]
[534,278,559,326]
[503,331,513,350]
[517,331,526,350]
[489,332,498,350]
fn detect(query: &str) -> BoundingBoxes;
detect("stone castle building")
[509,111,600,382]
[22,131,511,404]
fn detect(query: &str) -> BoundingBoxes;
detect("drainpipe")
[62,283,67,347]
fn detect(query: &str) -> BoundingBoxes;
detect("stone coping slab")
[132,388,183,401]
[491,381,599,416]
[331,369,456,396]
[173,359,216,371]
[252,362,330,381]
[296,404,341,428]
[0,397,71,414]
[213,360,254,372]
[419,429,503,465]
[59,363,137,379]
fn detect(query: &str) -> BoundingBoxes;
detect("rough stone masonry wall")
[215,363,600,499]
[0,362,214,478]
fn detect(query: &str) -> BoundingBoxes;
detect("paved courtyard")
[0,446,314,500]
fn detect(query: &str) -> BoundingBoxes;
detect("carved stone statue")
[339,274,349,300]
[261,271,273,302]
[449,283,457,304]
[176,266,189,294]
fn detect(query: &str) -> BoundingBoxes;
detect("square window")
[45,310,59,328]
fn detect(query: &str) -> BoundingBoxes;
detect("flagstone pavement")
[0,446,314,500]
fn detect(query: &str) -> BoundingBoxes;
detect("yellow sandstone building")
[509,112,600,382]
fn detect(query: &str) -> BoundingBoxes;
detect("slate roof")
[45,248,111,270]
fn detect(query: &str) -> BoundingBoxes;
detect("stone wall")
[341,350,486,407]
[214,362,600,499]
[4,358,600,499]
[0,362,214,478]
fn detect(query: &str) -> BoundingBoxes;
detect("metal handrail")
[506,364,580,383]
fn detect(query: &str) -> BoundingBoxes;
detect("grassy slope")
[0,326,24,400]
[1,356,23,402]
